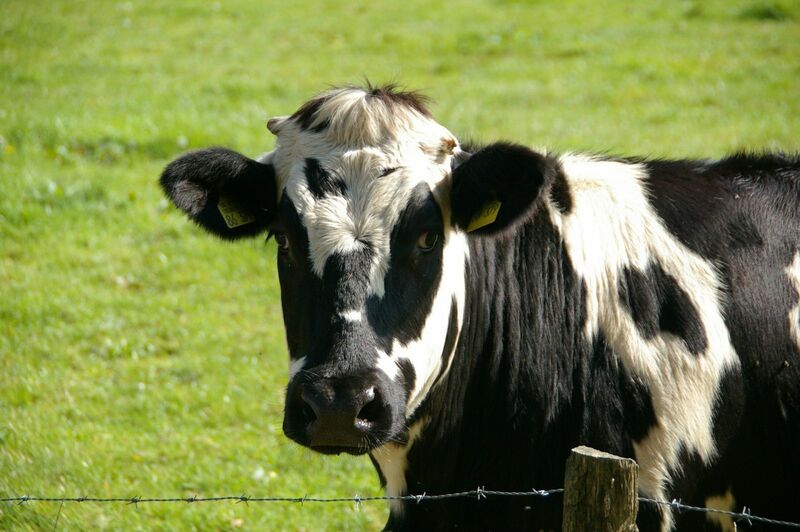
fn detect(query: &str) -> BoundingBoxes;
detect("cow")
[160,84,800,531]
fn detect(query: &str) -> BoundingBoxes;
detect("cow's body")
[160,85,800,531]
[379,153,800,530]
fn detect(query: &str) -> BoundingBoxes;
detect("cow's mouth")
[310,445,369,456]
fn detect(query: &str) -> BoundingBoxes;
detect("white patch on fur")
[705,489,736,531]
[394,229,468,414]
[371,419,426,515]
[785,251,800,351]
[256,149,275,165]
[340,309,362,322]
[288,356,306,379]
[550,154,739,531]
[375,349,400,380]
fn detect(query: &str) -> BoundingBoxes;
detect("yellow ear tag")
[217,195,256,228]
[466,200,502,232]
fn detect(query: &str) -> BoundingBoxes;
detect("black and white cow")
[160,85,800,531]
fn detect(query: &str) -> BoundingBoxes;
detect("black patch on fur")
[618,368,658,441]
[304,158,346,198]
[274,195,318,360]
[640,154,800,259]
[323,248,373,313]
[397,358,416,397]
[549,165,573,214]
[618,262,708,355]
[366,183,444,345]
[290,96,330,132]
[160,147,275,239]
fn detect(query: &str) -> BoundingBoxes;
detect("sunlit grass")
[1,0,798,529]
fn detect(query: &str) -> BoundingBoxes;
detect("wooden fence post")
[562,446,639,532]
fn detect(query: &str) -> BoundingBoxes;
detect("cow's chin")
[283,417,407,456]
[309,445,369,456]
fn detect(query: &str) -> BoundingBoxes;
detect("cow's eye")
[273,232,290,252]
[416,231,439,252]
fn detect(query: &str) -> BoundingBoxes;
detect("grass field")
[1,0,798,529]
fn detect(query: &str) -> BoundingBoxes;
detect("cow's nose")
[296,380,387,453]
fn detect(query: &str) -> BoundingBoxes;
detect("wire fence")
[4,488,800,529]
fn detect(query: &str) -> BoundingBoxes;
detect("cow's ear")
[160,147,276,239]
[450,143,553,235]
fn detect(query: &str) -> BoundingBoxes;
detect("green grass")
[1,0,798,529]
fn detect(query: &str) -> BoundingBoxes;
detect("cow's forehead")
[269,86,460,191]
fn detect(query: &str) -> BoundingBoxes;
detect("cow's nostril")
[301,400,317,424]
[356,387,383,426]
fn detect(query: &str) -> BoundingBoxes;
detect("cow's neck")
[374,209,591,525]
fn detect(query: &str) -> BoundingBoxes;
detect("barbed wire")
[639,497,800,529]
[3,488,800,528]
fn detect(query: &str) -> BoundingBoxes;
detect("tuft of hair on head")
[287,83,434,146]
[362,81,432,118]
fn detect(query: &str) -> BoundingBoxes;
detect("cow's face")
[161,85,550,454]
[264,88,470,454]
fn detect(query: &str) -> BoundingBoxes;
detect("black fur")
[618,262,708,355]
[450,142,564,234]
[290,96,330,132]
[305,158,347,198]
[549,169,573,214]
[159,147,275,238]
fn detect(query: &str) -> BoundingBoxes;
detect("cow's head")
[161,85,550,454]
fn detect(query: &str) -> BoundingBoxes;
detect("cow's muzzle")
[283,373,397,455]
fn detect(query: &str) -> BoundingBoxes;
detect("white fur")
[289,356,306,379]
[785,251,800,351]
[705,489,736,531]
[340,309,362,323]
[371,419,426,515]
[375,349,400,381]
[549,154,739,531]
